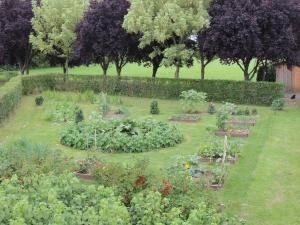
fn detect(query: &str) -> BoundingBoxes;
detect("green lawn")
[30,60,248,80]
[0,94,299,224]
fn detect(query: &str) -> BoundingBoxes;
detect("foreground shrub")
[0,139,72,180]
[60,119,183,153]
[271,98,285,111]
[0,174,131,224]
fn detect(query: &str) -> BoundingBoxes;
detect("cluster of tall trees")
[0,0,299,80]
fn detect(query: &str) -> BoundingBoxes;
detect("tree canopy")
[124,0,210,78]
[206,0,299,80]
[0,0,33,74]
[30,0,87,75]
[75,0,140,76]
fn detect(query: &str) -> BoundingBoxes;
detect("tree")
[30,0,87,76]
[75,0,140,77]
[0,0,33,75]
[124,0,210,79]
[207,0,299,81]
[196,29,216,80]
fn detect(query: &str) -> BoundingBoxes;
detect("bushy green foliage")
[35,96,44,106]
[93,159,153,205]
[60,119,183,153]
[198,140,241,160]
[271,98,285,111]
[44,101,78,122]
[100,92,110,115]
[150,100,160,115]
[0,173,131,224]
[180,90,207,113]
[75,107,84,124]
[0,139,72,180]
[21,74,285,106]
[252,108,258,115]
[208,102,216,115]
[0,76,22,124]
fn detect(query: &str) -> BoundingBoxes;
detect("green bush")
[75,107,84,124]
[22,74,285,106]
[271,98,285,111]
[0,174,131,224]
[252,108,258,115]
[180,90,207,113]
[60,119,184,153]
[208,102,216,115]
[150,100,160,114]
[44,101,78,122]
[35,96,44,106]
[0,76,22,124]
[0,139,73,180]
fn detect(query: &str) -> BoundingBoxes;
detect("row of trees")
[0,0,299,80]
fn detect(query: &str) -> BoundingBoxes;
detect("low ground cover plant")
[198,140,241,161]
[271,98,285,111]
[180,90,207,113]
[60,118,183,153]
[0,139,73,180]
[35,96,44,106]
[44,101,78,122]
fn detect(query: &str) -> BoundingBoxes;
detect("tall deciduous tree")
[75,0,140,77]
[124,0,210,79]
[30,0,87,76]
[207,0,299,81]
[0,0,33,75]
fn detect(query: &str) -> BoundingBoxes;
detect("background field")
[30,60,249,80]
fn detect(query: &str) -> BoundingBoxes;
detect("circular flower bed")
[60,119,183,153]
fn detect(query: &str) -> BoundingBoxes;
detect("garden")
[0,0,300,224]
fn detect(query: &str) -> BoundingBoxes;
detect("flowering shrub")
[180,90,207,113]
[60,118,183,153]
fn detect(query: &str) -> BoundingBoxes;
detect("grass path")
[222,107,300,224]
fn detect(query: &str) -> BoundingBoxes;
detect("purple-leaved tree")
[0,0,33,74]
[74,0,140,76]
[206,0,299,81]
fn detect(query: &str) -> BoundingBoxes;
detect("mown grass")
[30,60,249,80]
[0,93,299,224]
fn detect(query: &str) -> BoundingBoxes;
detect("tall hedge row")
[0,76,22,124]
[22,74,285,105]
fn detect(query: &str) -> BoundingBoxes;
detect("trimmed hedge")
[22,74,285,105]
[0,76,22,123]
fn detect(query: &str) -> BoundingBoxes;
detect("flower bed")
[170,114,201,123]
[215,129,250,137]
[61,119,183,153]
[229,117,257,126]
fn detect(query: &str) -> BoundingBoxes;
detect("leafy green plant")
[115,106,130,116]
[35,96,44,106]
[150,100,160,115]
[244,107,250,116]
[44,101,77,122]
[271,98,285,111]
[60,119,184,153]
[180,90,207,113]
[208,102,216,115]
[252,108,258,115]
[100,92,110,115]
[75,107,84,124]
[0,139,73,180]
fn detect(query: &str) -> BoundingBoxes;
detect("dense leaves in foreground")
[60,118,183,152]
[0,173,241,225]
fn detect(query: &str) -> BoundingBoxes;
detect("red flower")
[135,176,146,186]
[162,179,172,196]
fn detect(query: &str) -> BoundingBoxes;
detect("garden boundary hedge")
[22,74,285,105]
[0,76,22,124]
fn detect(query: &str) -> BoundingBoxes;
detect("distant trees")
[75,0,140,77]
[30,0,87,75]
[124,0,210,79]
[206,0,299,81]
[0,0,33,75]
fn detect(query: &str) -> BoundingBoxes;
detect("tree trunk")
[102,65,108,76]
[64,59,69,82]
[115,64,122,77]
[244,71,250,81]
[152,63,159,78]
[200,55,206,80]
[175,62,180,79]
